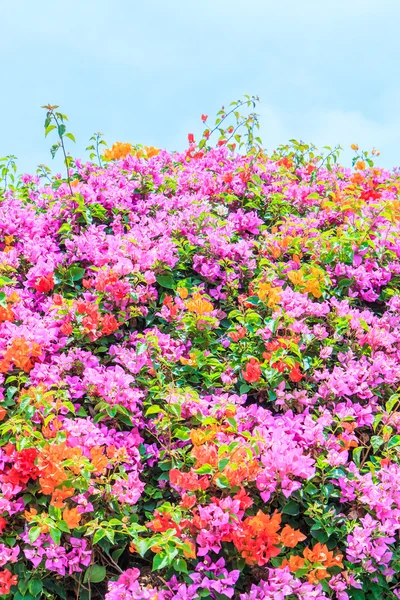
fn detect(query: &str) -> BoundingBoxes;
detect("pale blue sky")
[2,0,400,173]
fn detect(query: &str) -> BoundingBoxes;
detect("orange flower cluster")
[90,446,109,475]
[0,290,19,323]
[3,235,14,253]
[257,281,282,307]
[0,337,42,373]
[36,442,83,498]
[220,446,260,487]
[231,511,304,566]
[135,146,161,159]
[282,542,344,583]
[186,293,214,316]
[104,142,133,160]
[190,425,218,446]
[180,352,197,366]
[177,286,189,299]
[287,266,325,299]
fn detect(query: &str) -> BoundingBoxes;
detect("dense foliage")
[0,100,399,599]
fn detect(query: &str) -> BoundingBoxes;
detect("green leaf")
[281,500,299,515]
[349,590,365,600]
[58,124,66,138]
[18,578,30,594]
[28,579,43,596]
[45,124,57,137]
[43,578,67,600]
[0,275,14,286]
[65,132,76,143]
[145,405,163,416]
[386,394,399,414]
[84,565,106,583]
[28,526,42,543]
[218,458,230,471]
[152,552,169,571]
[215,475,230,488]
[387,435,400,449]
[352,446,363,467]
[68,266,85,281]
[156,274,175,289]
[337,277,354,289]
[174,427,190,441]
[93,529,107,544]
[370,435,384,453]
[49,527,61,544]
[239,384,250,395]
[195,464,214,475]
[174,558,188,573]
[58,222,71,235]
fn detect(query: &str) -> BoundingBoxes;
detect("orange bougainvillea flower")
[180,352,197,366]
[281,554,306,572]
[287,269,305,286]
[177,286,189,299]
[104,142,133,161]
[303,542,344,569]
[169,468,210,491]
[304,278,322,298]
[90,446,109,475]
[144,146,161,158]
[307,568,329,584]
[257,282,281,307]
[280,525,306,548]
[0,407,6,421]
[190,426,218,446]
[191,443,218,469]
[232,510,282,566]
[355,160,366,171]
[0,304,14,323]
[63,507,82,529]
[37,442,83,495]
[0,338,42,374]
[186,293,214,316]
[337,434,358,452]
[23,507,38,522]
[51,486,75,508]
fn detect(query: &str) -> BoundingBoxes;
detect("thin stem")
[51,112,73,195]
[96,135,103,168]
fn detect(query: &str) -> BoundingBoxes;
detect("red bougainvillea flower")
[0,517,6,533]
[242,358,262,383]
[34,273,54,293]
[0,569,18,595]
[289,363,303,382]
[188,133,195,144]
[201,114,208,122]
[101,314,119,335]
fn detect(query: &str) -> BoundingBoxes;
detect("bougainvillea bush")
[0,99,399,600]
